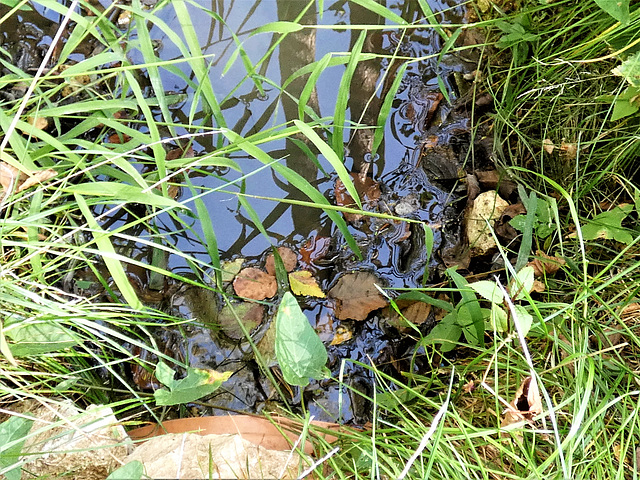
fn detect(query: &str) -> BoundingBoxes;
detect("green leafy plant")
[275,292,328,387]
[153,362,232,406]
[0,416,33,480]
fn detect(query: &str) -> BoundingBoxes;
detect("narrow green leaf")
[448,268,484,346]
[349,0,408,24]
[333,30,366,162]
[373,62,407,156]
[65,182,183,209]
[75,194,143,310]
[252,21,304,35]
[294,120,361,209]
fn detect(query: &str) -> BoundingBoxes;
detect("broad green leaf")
[594,0,630,24]
[513,305,534,337]
[424,312,461,352]
[275,292,328,386]
[581,204,634,244]
[487,303,508,333]
[469,280,504,304]
[448,268,484,346]
[5,322,77,356]
[106,460,143,480]
[66,182,184,209]
[511,266,535,301]
[0,416,33,480]
[154,362,232,406]
[613,52,640,86]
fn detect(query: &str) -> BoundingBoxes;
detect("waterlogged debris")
[220,258,244,285]
[218,302,265,340]
[299,233,331,270]
[265,246,297,276]
[330,324,353,346]
[233,267,277,300]
[288,270,325,298]
[328,271,388,321]
[382,299,432,332]
[335,171,381,223]
[466,190,509,256]
[275,292,328,386]
[154,361,232,406]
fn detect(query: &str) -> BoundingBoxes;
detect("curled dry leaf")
[265,246,298,276]
[528,250,566,277]
[328,271,388,321]
[17,169,57,192]
[501,376,543,428]
[233,268,277,301]
[0,162,26,192]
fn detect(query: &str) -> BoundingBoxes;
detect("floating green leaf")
[275,292,328,387]
[154,362,232,406]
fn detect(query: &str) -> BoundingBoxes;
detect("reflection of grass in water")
[4,0,640,478]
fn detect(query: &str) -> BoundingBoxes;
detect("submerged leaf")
[275,292,328,387]
[328,271,388,321]
[233,268,277,300]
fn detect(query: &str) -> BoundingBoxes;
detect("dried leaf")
[26,116,48,130]
[328,271,388,321]
[233,268,277,300]
[288,270,325,298]
[0,162,26,192]
[502,376,543,427]
[542,139,555,154]
[466,191,509,256]
[527,250,566,277]
[17,169,57,192]
[265,246,298,276]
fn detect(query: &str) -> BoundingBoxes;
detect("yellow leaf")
[289,270,325,298]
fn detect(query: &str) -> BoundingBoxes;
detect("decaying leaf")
[17,169,57,192]
[495,202,526,241]
[288,270,325,298]
[527,250,566,277]
[466,191,510,256]
[328,271,388,321]
[0,162,26,192]
[218,302,265,340]
[265,246,298,276]
[233,268,277,300]
[382,299,432,332]
[299,233,331,270]
[220,258,245,284]
[542,139,555,154]
[335,172,380,223]
[560,140,577,158]
[502,376,543,428]
[330,324,353,346]
[26,116,48,130]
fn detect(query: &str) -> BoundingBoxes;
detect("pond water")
[5,0,486,423]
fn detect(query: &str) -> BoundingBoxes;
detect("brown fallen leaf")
[528,250,566,277]
[299,233,331,270]
[0,162,26,192]
[382,299,431,332]
[26,116,49,130]
[328,271,388,321]
[501,376,543,428]
[334,171,380,224]
[265,246,298,276]
[494,202,527,241]
[233,268,277,301]
[218,302,265,340]
[288,270,325,298]
[542,139,555,154]
[17,169,57,192]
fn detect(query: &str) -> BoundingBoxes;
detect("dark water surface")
[8,0,482,423]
